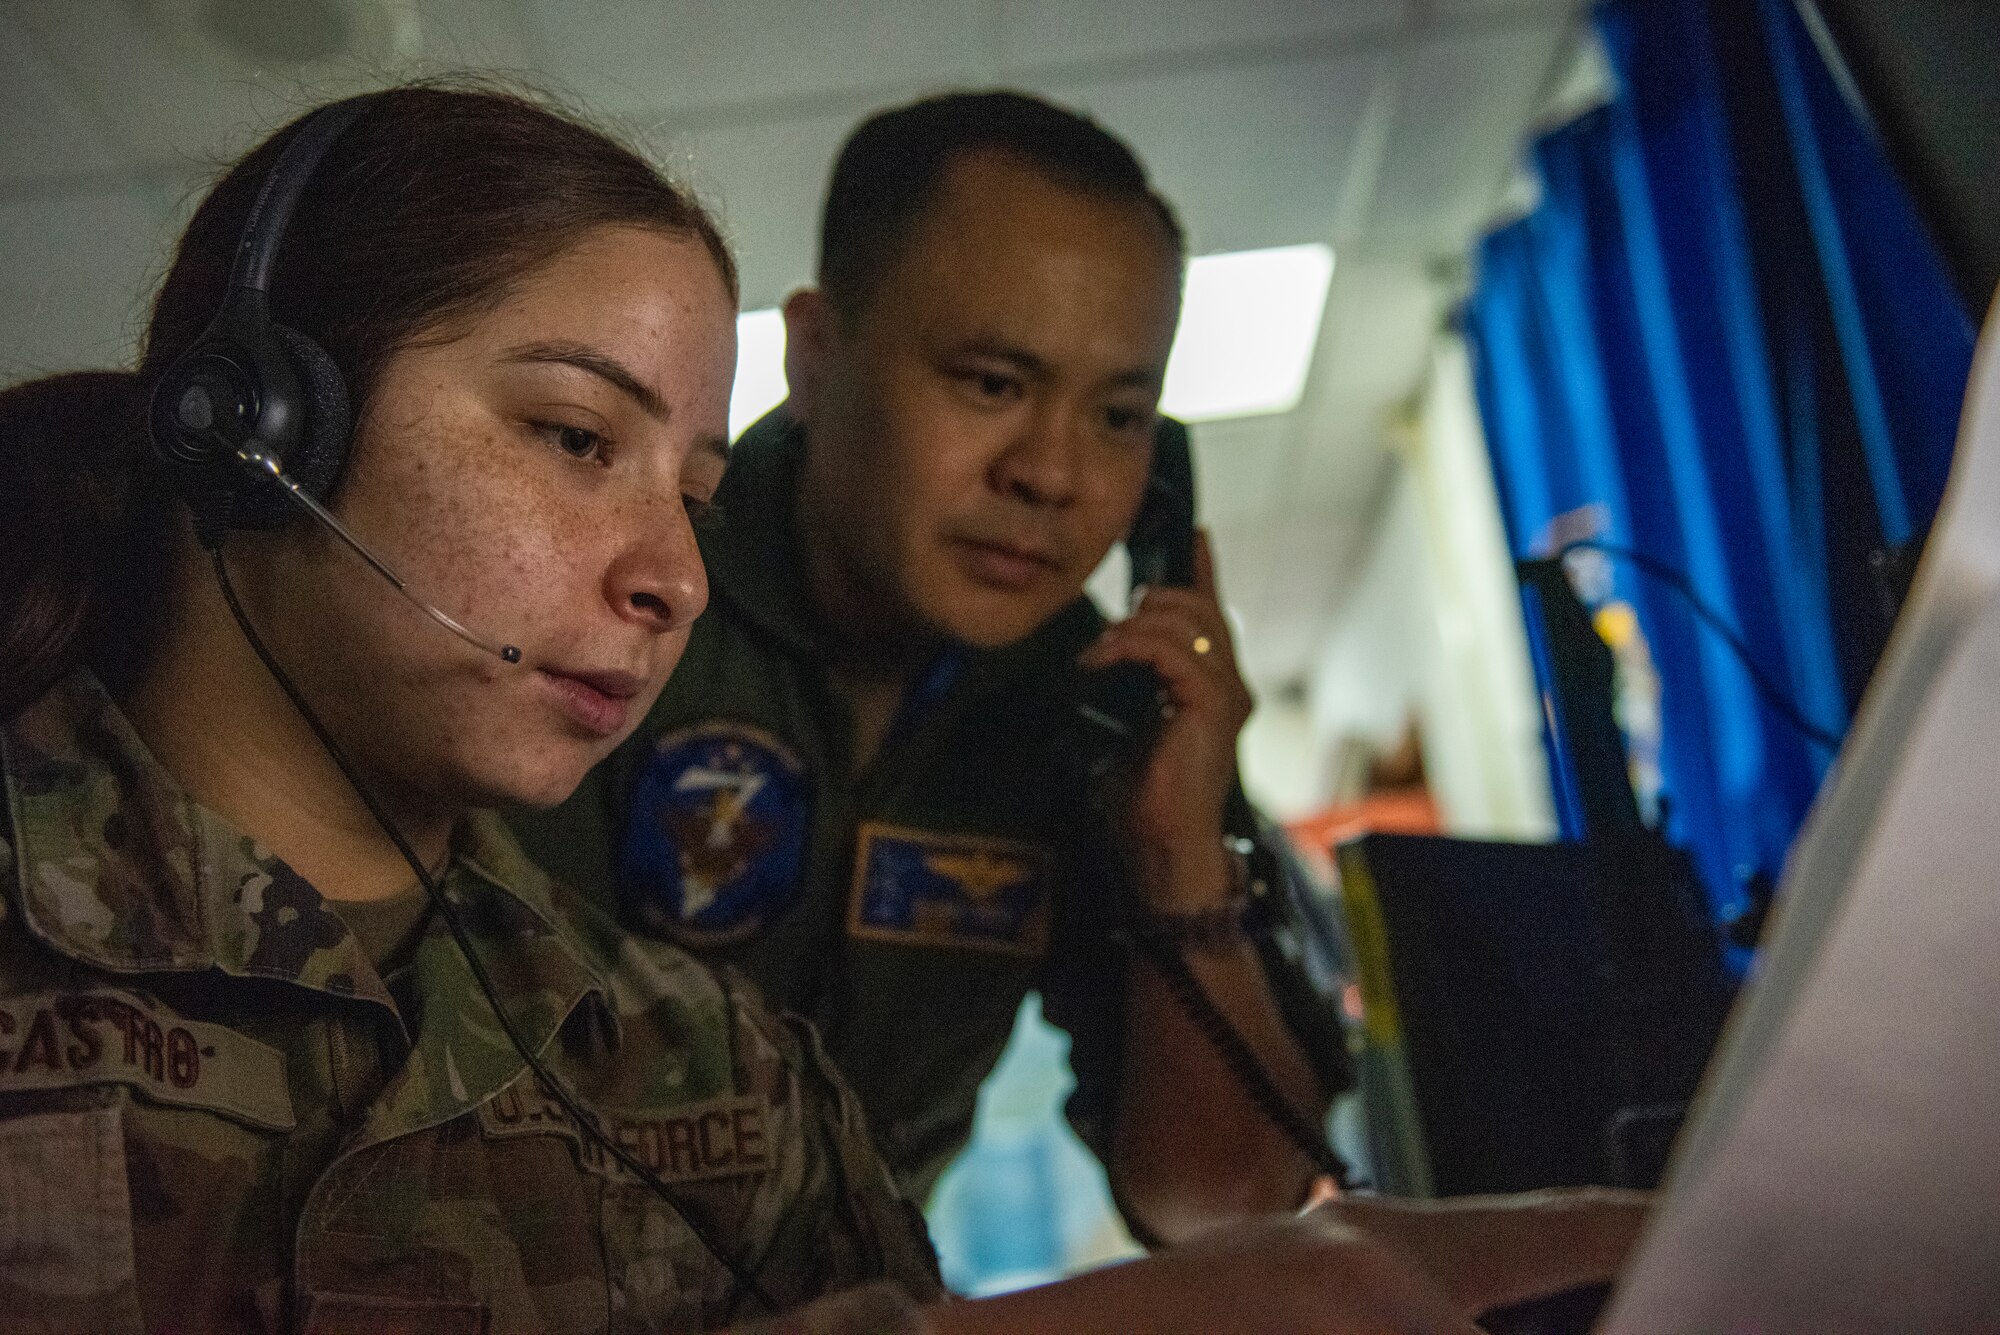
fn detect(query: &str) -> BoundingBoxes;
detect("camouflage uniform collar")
[346,810,620,1148]
[447,809,624,1059]
[454,810,594,966]
[0,674,388,1013]
[2,676,613,1044]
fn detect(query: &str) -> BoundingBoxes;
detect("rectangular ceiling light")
[1161,243,1335,423]
[730,242,1334,437]
[729,307,789,440]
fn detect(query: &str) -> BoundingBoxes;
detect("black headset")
[148,96,370,535]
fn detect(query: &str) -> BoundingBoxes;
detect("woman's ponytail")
[0,371,168,719]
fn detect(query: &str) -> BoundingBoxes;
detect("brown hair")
[1,82,736,720]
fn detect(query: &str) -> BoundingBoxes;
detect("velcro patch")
[621,721,810,947]
[0,990,295,1131]
[847,823,1050,957]
[479,1073,772,1186]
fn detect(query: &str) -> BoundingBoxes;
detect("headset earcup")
[234,325,353,529]
[273,323,351,501]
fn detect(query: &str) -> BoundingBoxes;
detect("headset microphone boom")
[226,435,522,664]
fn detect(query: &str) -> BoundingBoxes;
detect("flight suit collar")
[705,405,826,658]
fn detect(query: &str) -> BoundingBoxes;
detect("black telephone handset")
[1055,417,1356,1188]
[1066,415,1198,775]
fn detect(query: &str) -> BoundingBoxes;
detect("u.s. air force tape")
[0,988,296,1130]
[478,1069,773,1186]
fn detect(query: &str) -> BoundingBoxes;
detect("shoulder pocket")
[0,1103,145,1333]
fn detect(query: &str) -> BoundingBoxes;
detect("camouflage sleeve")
[718,969,945,1309]
[723,1279,935,1335]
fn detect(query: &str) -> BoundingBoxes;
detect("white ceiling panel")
[1288,257,1443,502]
[1255,516,1369,638]
[1212,512,1363,688]
[411,0,543,71]
[9,1,396,174]
[0,189,179,379]
[1433,0,1579,16]
[1191,415,1297,529]
[0,18,124,184]
[1033,49,1384,256]
[995,0,1404,74]
[1287,412,1392,521]
[640,110,856,310]
[1360,19,1568,256]
[1204,512,1294,628]
[516,0,989,116]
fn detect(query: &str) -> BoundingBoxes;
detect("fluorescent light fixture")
[1162,243,1334,423]
[728,243,1333,436]
[729,307,789,439]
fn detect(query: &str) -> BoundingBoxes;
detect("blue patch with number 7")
[621,722,810,946]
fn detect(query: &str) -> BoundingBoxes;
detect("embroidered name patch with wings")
[847,823,1050,957]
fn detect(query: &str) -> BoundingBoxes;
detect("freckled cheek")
[357,421,589,632]
[462,483,603,624]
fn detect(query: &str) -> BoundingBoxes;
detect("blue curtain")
[1465,0,1976,916]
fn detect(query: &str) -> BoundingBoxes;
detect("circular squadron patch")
[620,722,810,946]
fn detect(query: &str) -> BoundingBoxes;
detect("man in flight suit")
[511,90,1349,1245]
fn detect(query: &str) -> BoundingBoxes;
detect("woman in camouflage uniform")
[0,83,950,1335]
[0,83,1637,1335]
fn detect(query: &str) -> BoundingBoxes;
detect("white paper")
[1600,293,2000,1332]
